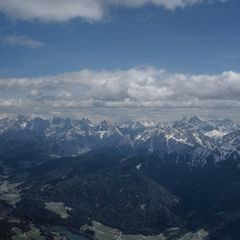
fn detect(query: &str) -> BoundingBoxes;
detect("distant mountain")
[0,115,240,165]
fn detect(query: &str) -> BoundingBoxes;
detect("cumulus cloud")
[0,0,225,22]
[1,66,240,120]
[0,99,23,108]
[29,89,42,97]
[1,34,44,48]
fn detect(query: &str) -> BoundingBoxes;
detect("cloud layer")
[1,67,240,121]
[0,0,223,22]
[1,35,44,48]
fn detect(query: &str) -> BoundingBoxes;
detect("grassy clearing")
[178,230,209,240]
[12,226,45,240]
[44,202,72,219]
[0,180,23,206]
[82,221,209,240]
[82,221,166,240]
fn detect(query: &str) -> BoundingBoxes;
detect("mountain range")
[1,115,240,239]
[1,115,240,165]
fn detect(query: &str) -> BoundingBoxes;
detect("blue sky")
[0,0,240,121]
[0,0,239,77]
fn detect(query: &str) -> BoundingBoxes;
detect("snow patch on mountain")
[205,130,227,138]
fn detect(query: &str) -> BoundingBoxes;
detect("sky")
[0,0,240,122]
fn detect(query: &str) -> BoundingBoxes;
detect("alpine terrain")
[0,115,240,240]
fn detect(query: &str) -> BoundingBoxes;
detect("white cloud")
[1,35,44,48]
[56,91,73,100]
[0,99,23,108]
[0,0,225,22]
[29,89,41,97]
[1,66,240,121]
